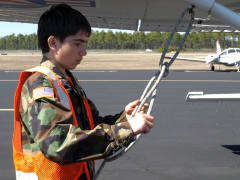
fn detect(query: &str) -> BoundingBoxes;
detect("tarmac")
[1,68,240,180]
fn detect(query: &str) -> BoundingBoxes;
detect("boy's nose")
[80,47,87,56]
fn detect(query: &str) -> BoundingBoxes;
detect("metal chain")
[93,6,195,180]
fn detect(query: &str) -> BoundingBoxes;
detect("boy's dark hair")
[38,4,91,53]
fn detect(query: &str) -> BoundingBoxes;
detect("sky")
[0,21,38,37]
[0,21,134,37]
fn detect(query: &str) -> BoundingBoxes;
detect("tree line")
[0,31,239,51]
[0,34,38,51]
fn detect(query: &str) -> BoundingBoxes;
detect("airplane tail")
[216,39,221,55]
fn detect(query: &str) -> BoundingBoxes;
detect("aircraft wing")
[165,56,206,63]
[0,0,239,32]
[166,53,221,64]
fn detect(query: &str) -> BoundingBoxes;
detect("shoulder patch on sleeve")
[33,87,54,100]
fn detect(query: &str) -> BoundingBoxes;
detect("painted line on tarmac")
[0,109,14,111]
[73,70,118,72]
[184,70,211,72]
[1,79,240,82]
[164,80,240,82]
[78,80,240,82]
[4,70,22,73]
[0,80,19,81]
[3,70,117,73]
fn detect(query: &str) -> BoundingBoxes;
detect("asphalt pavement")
[1,69,240,180]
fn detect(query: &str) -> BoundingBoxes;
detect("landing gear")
[210,64,215,71]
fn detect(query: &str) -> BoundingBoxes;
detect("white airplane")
[166,40,240,71]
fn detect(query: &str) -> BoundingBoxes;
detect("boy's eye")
[73,43,84,48]
[74,42,81,46]
[72,40,87,48]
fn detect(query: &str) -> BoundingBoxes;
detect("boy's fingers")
[131,100,140,107]
[140,103,149,112]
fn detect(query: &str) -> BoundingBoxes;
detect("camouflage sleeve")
[20,72,134,163]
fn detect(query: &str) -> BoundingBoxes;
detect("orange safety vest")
[13,66,95,180]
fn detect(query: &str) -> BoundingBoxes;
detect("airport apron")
[13,66,95,180]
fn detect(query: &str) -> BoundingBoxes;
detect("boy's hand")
[128,112,154,136]
[125,100,154,136]
[125,100,149,120]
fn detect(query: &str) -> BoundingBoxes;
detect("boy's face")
[53,30,89,71]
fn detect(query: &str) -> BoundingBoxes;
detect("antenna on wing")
[137,19,142,32]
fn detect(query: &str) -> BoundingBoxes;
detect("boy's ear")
[47,36,57,51]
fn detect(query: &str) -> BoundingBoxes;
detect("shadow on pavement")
[222,145,240,155]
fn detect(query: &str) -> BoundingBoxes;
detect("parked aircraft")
[166,40,240,71]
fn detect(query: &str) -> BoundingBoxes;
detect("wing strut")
[93,6,195,180]
[185,0,240,30]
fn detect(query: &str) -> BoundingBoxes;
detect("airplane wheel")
[210,65,215,71]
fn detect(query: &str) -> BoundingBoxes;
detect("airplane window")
[220,51,227,56]
[228,49,236,54]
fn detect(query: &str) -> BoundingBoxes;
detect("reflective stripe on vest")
[13,66,95,180]
[26,66,71,110]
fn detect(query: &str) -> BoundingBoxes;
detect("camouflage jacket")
[19,59,134,179]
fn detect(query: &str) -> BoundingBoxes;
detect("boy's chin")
[66,66,77,71]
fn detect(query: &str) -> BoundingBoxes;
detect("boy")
[13,4,154,180]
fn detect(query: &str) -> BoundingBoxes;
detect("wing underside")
[0,0,239,32]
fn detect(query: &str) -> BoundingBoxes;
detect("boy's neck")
[43,53,69,77]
